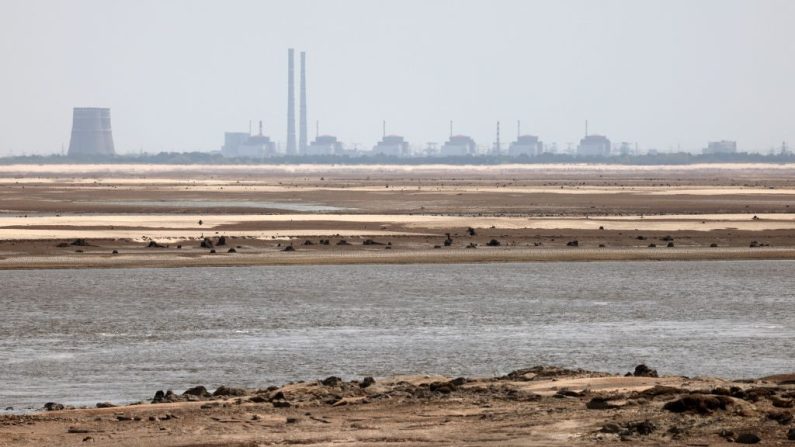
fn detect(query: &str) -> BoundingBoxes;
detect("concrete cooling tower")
[67,107,115,157]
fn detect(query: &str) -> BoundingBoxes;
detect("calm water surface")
[0,261,793,410]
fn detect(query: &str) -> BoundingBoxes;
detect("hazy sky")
[1,0,794,155]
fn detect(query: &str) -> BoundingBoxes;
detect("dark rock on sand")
[70,239,90,246]
[486,239,501,247]
[44,402,64,411]
[272,400,291,408]
[624,420,656,436]
[303,240,314,245]
[321,376,343,387]
[200,238,213,248]
[360,377,376,388]
[336,240,350,246]
[766,410,793,425]
[282,245,295,252]
[95,402,115,408]
[566,240,579,247]
[600,422,621,433]
[466,227,477,236]
[213,386,246,397]
[735,433,761,444]
[631,364,658,377]
[787,428,795,440]
[152,390,165,403]
[362,239,384,245]
[663,394,732,414]
[227,248,236,253]
[586,397,622,410]
[216,236,226,246]
[183,386,211,398]
[147,240,165,248]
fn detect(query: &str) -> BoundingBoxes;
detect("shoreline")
[3,365,793,446]
[1,246,794,270]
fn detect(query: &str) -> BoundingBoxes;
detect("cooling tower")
[299,51,308,153]
[67,107,115,157]
[286,48,297,155]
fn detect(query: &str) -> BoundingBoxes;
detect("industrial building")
[703,140,737,154]
[577,135,611,156]
[67,107,115,157]
[221,122,276,158]
[373,135,410,157]
[305,135,343,156]
[508,135,543,157]
[439,135,477,156]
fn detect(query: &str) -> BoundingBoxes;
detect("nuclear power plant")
[67,107,115,157]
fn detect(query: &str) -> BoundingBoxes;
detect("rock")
[666,242,675,248]
[147,241,165,248]
[710,243,718,247]
[82,435,94,442]
[466,227,477,236]
[787,428,795,441]
[662,394,732,414]
[286,417,299,424]
[636,235,646,240]
[249,395,268,403]
[56,242,70,247]
[303,240,314,245]
[360,377,376,388]
[111,250,118,254]
[661,235,674,241]
[766,410,793,425]
[566,240,579,247]
[216,236,226,246]
[648,243,657,247]
[735,433,761,444]
[209,249,216,253]
[200,238,213,248]
[362,239,383,245]
[213,386,247,397]
[336,240,350,246]
[183,386,211,398]
[625,420,656,435]
[750,240,760,247]
[632,364,658,377]
[586,397,622,410]
[600,422,621,433]
[486,239,501,247]
[116,415,133,421]
[44,402,64,411]
[272,400,291,408]
[95,402,115,408]
[321,376,343,387]
[465,242,477,249]
[282,245,295,252]
[227,248,236,253]
[429,382,455,394]
[771,396,794,408]
[70,239,90,246]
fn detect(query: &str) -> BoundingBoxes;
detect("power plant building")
[439,135,477,156]
[305,135,343,156]
[373,135,410,157]
[221,124,277,158]
[577,134,611,156]
[508,135,543,157]
[703,140,737,154]
[67,107,115,157]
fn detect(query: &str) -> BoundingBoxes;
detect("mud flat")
[1,163,795,267]
[2,366,794,446]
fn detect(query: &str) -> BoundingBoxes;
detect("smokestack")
[493,121,501,154]
[286,48,297,155]
[67,107,115,157]
[299,51,308,153]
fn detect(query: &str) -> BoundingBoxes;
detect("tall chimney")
[286,48,297,155]
[299,51,308,153]
[67,107,115,157]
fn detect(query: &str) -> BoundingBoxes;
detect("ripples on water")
[0,261,793,409]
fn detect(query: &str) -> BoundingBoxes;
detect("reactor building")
[67,107,115,157]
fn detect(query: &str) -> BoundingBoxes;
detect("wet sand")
[1,163,795,268]
[2,366,793,446]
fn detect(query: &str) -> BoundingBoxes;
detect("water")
[0,261,793,410]
[88,199,348,212]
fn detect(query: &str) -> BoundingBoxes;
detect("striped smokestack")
[299,51,308,153]
[286,48,297,155]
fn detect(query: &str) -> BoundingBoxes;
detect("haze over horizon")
[1,0,794,155]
